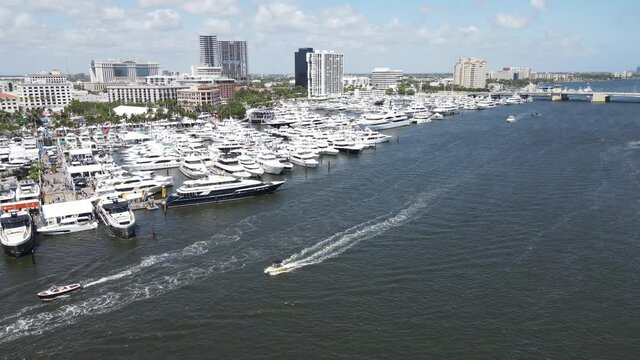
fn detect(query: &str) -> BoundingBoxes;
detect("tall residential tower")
[199,35,219,67]
[453,57,487,89]
[219,40,248,81]
[307,50,343,99]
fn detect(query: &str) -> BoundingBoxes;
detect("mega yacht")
[164,175,285,207]
[213,154,252,178]
[96,198,136,238]
[96,173,173,197]
[37,199,98,236]
[359,130,391,146]
[357,110,410,130]
[505,94,524,105]
[476,98,496,110]
[289,150,319,168]
[0,210,34,257]
[179,155,209,179]
[237,155,264,177]
[432,103,459,115]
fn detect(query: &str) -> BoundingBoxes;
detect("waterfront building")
[307,50,344,99]
[531,72,574,82]
[295,48,314,88]
[107,84,188,104]
[454,57,487,89]
[0,93,19,113]
[70,89,109,103]
[177,85,221,111]
[146,75,178,86]
[17,70,71,110]
[371,68,403,89]
[191,64,223,77]
[492,67,532,80]
[219,41,248,81]
[343,76,370,88]
[199,35,219,67]
[90,60,161,83]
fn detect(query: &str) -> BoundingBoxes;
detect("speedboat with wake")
[37,283,83,300]
[264,260,295,275]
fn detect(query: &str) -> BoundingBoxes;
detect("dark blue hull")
[164,182,283,208]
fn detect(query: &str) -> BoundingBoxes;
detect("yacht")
[15,180,40,202]
[360,131,391,146]
[505,94,524,105]
[357,110,410,130]
[122,154,180,171]
[289,150,319,168]
[96,173,173,197]
[476,98,496,110]
[164,175,285,207]
[0,210,34,257]
[256,151,285,175]
[213,154,252,178]
[332,137,365,153]
[237,155,264,177]
[432,103,459,115]
[506,115,517,123]
[96,197,136,238]
[179,155,209,179]
[37,199,98,236]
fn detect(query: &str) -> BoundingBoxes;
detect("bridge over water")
[482,90,640,103]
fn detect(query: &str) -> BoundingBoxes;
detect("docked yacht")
[360,131,391,146]
[357,110,410,130]
[122,154,180,171]
[15,180,40,202]
[37,199,98,236]
[289,150,319,168]
[432,103,459,115]
[96,198,136,238]
[96,173,173,197]
[237,155,264,177]
[505,94,524,105]
[179,155,209,179]
[256,151,285,175]
[164,175,285,207]
[0,210,34,257]
[476,98,496,110]
[213,154,252,178]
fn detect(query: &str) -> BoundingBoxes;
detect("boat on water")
[179,155,209,179]
[357,110,410,131]
[506,115,517,123]
[96,198,136,238]
[0,210,34,257]
[264,260,294,275]
[37,199,98,236]
[37,283,83,300]
[164,175,284,207]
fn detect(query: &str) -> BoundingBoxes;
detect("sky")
[0,0,638,75]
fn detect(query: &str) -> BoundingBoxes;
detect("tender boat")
[37,283,83,300]
[264,260,294,275]
[506,115,517,123]
[96,198,136,238]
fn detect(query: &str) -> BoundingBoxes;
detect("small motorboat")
[506,115,517,123]
[37,283,83,300]
[264,260,293,276]
[531,112,541,117]
[146,202,159,211]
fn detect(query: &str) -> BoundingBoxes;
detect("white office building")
[343,76,370,88]
[191,64,223,78]
[453,57,487,89]
[90,60,161,83]
[371,68,403,89]
[307,50,344,99]
[17,70,72,110]
[146,75,178,86]
[107,84,188,104]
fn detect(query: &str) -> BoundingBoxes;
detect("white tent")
[42,199,94,219]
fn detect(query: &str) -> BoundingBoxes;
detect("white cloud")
[103,6,125,20]
[183,0,240,16]
[0,8,12,23]
[202,18,243,35]
[494,13,530,29]
[459,25,480,35]
[254,3,309,32]
[530,0,547,11]
[417,23,451,45]
[137,0,174,7]
[13,12,34,28]
[124,9,181,30]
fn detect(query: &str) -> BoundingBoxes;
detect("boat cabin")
[41,199,95,228]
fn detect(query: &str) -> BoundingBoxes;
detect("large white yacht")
[37,199,98,236]
[256,151,285,175]
[0,210,34,257]
[15,180,40,202]
[164,175,285,207]
[476,98,496,110]
[96,197,136,238]
[213,154,252,178]
[179,155,209,179]
[357,110,410,130]
[122,154,180,171]
[237,155,264,177]
[432,103,459,115]
[289,150,319,168]
[95,173,173,197]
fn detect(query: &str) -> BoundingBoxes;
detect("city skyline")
[0,0,638,75]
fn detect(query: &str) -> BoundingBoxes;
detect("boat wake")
[277,190,446,274]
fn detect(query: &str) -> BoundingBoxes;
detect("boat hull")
[37,221,98,236]
[164,182,284,208]
[97,210,135,238]
[2,235,35,257]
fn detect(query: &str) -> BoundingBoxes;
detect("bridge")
[484,83,640,103]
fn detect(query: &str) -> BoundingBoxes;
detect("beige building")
[177,85,221,111]
[454,57,487,89]
[18,71,72,110]
[107,84,187,104]
[371,68,403,89]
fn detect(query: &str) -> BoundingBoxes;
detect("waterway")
[1,95,639,358]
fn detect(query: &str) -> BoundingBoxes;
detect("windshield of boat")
[109,206,129,214]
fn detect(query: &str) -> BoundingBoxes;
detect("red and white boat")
[37,283,83,300]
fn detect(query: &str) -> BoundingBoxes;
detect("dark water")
[1,100,640,359]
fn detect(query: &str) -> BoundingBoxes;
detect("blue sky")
[0,0,638,75]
